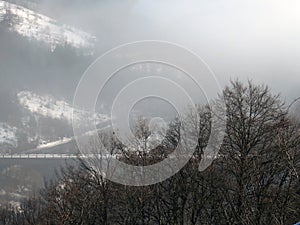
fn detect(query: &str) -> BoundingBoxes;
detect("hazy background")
[35,0,300,100]
[0,0,299,207]
[0,0,300,137]
[1,0,299,105]
[0,0,300,140]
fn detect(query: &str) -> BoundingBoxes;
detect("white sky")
[40,0,300,101]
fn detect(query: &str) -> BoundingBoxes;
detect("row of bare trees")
[1,80,300,225]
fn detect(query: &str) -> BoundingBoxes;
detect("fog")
[1,0,300,217]
[0,0,300,123]
[34,0,300,101]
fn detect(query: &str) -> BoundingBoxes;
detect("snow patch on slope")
[37,137,72,150]
[0,0,96,51]
[17,91,110,124]
[0,123,17,147]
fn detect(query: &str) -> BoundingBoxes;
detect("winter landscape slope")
[0,91,110,153]
[0,0,96,51]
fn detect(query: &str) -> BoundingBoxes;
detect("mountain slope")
[0,123,17,148]
[17,91,110,124]
[0,0,96,51]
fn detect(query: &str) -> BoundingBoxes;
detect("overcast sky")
[36,0,300,103]
[0,0,299,145]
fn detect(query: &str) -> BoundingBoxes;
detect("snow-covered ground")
[0,123,17,147]
[37,137,72,149]
[0,0,96,51]
[17,91,110,124]
[16,91,111,151]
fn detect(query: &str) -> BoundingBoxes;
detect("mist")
[1,0,300,218]
[32,0,300,102]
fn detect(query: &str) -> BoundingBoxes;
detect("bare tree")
[2,80,299,225]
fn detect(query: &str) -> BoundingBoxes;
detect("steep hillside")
[0,0,96,51]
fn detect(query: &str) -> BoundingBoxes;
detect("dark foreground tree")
[1,81,299,225]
